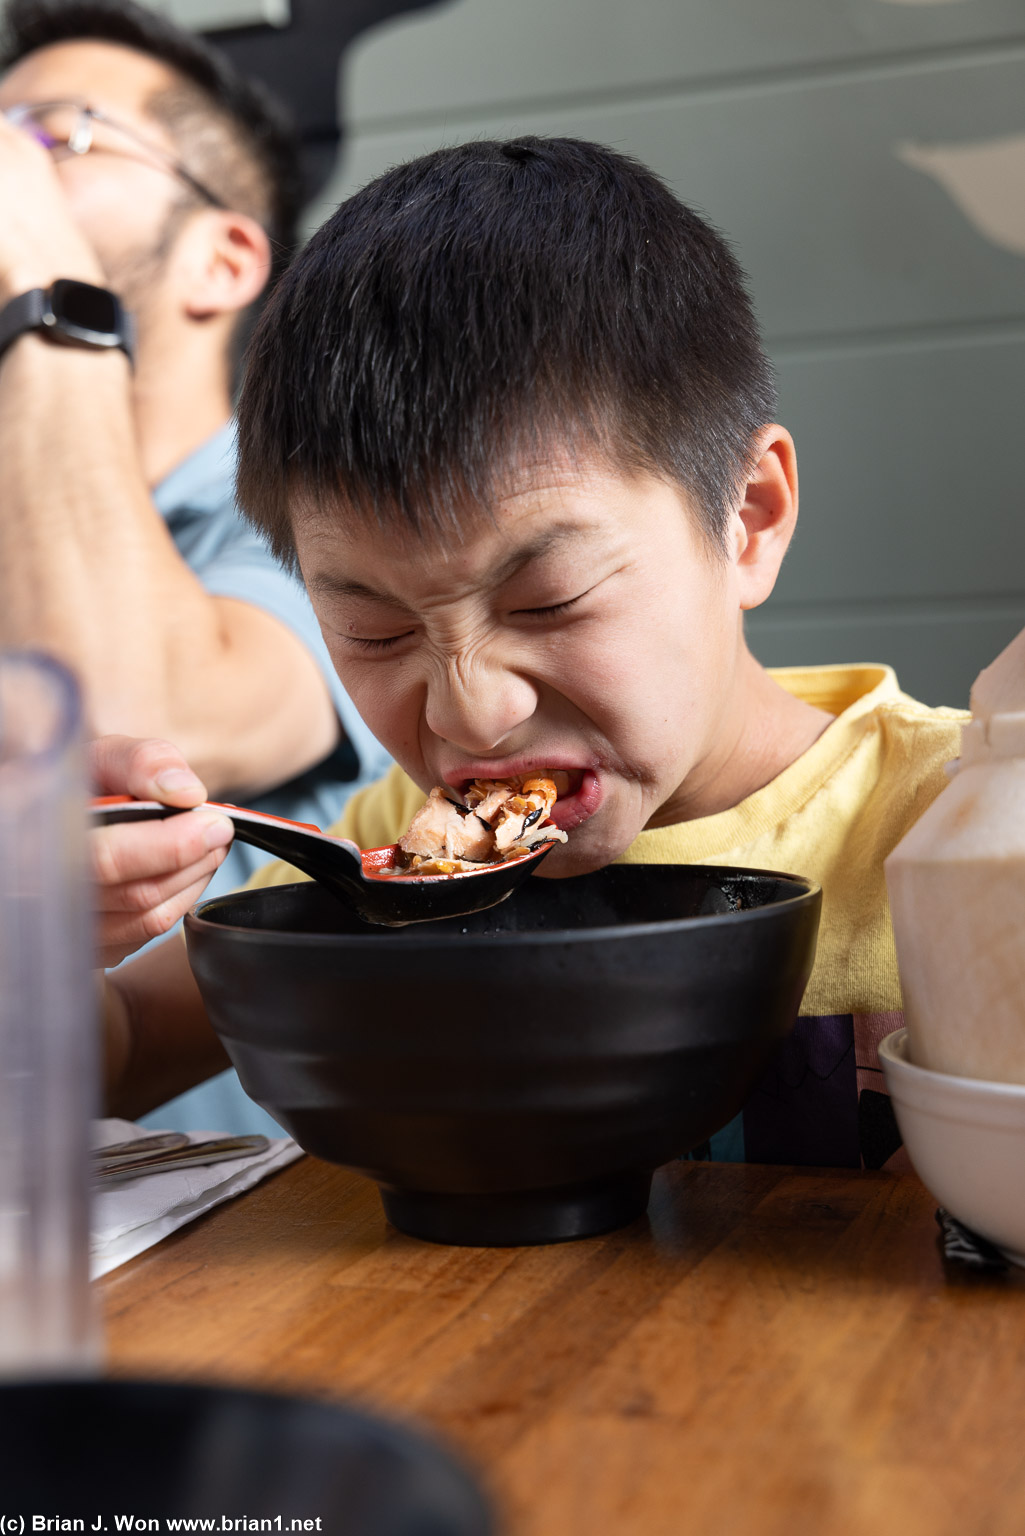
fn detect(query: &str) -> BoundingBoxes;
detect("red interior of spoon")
[361,845,402,877]
[359,842,551,882]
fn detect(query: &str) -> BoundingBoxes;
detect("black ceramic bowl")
[186,864,820,1246]
[0,1379,491,1533]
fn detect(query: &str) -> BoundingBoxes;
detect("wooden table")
[101,1156,1025,1536]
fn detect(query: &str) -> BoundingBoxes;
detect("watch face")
[49,279,121,340]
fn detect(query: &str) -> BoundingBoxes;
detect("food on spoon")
[386,773,569,876]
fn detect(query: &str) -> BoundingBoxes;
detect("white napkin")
[90,1118,304,1279]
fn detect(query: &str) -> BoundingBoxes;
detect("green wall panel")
[322,54,1025,341]
[771,333,1025,605]
[344,0,1025,126]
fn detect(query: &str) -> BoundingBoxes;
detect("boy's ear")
[731,426,799,612]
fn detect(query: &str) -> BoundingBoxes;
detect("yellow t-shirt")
[246,663,965,1169]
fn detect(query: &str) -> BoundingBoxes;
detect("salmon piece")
[399,787,494,861]
[464,781,514,825]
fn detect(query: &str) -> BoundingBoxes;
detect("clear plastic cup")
[0,653,99,1375]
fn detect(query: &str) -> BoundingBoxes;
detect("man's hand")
[0,112,104,302]
[91,735,234,968]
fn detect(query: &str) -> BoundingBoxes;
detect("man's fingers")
[89,746,232,969]
[96,868,228,969]
[95,843,229,915]
[89,734,207,807]
[91,806,233,890]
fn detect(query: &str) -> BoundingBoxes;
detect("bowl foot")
[379,1170,653,1246]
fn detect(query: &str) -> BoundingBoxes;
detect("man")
[0,0,391,1128]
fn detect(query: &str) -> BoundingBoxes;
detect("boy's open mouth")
[446,767,600,834]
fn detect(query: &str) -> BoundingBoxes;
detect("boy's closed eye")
[510,587,594,620]
[337,590,592,651]
[343,631,416,653]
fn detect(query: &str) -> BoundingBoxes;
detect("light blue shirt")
[140,423,392,1136]
[152,421,393,893]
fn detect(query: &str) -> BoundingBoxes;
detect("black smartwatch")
[0,279,134,366]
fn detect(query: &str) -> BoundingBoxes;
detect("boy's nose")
[425,660,538,754]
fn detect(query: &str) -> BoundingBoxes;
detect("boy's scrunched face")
[296,461,748,877]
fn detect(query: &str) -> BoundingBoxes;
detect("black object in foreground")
[0,1379,492,1533]
[91,797,556,926]
[936,1208,1011,1272]
[185,863,821,1246]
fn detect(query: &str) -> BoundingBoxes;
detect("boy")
[98,138,965,1166]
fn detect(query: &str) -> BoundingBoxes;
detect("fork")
[93,1134,270,1181]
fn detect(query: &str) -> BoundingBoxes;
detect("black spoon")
[90,797,557,926]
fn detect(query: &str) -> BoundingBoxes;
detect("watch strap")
[0,283,133,365]
[0,288,47,358]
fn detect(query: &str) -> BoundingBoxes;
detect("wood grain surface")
[100,1157,1025,1536]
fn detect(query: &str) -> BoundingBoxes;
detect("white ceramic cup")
[879,1028,1025,1267]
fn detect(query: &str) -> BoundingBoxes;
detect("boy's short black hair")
[237,136,777,563]
[1,0,304,289]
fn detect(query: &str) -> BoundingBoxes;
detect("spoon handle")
[89,797,368,896]
[91,796,322,836]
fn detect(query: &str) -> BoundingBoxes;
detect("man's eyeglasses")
[4,99,226,210]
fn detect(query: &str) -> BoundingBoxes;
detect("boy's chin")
[534,828,630,880]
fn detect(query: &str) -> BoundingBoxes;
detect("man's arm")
[0,119,338,798]
[105,932,228,1120]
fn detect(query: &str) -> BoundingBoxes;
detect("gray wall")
[315,0,1025,707]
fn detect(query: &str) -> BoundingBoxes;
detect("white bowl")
[879,1029,1025,1266]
